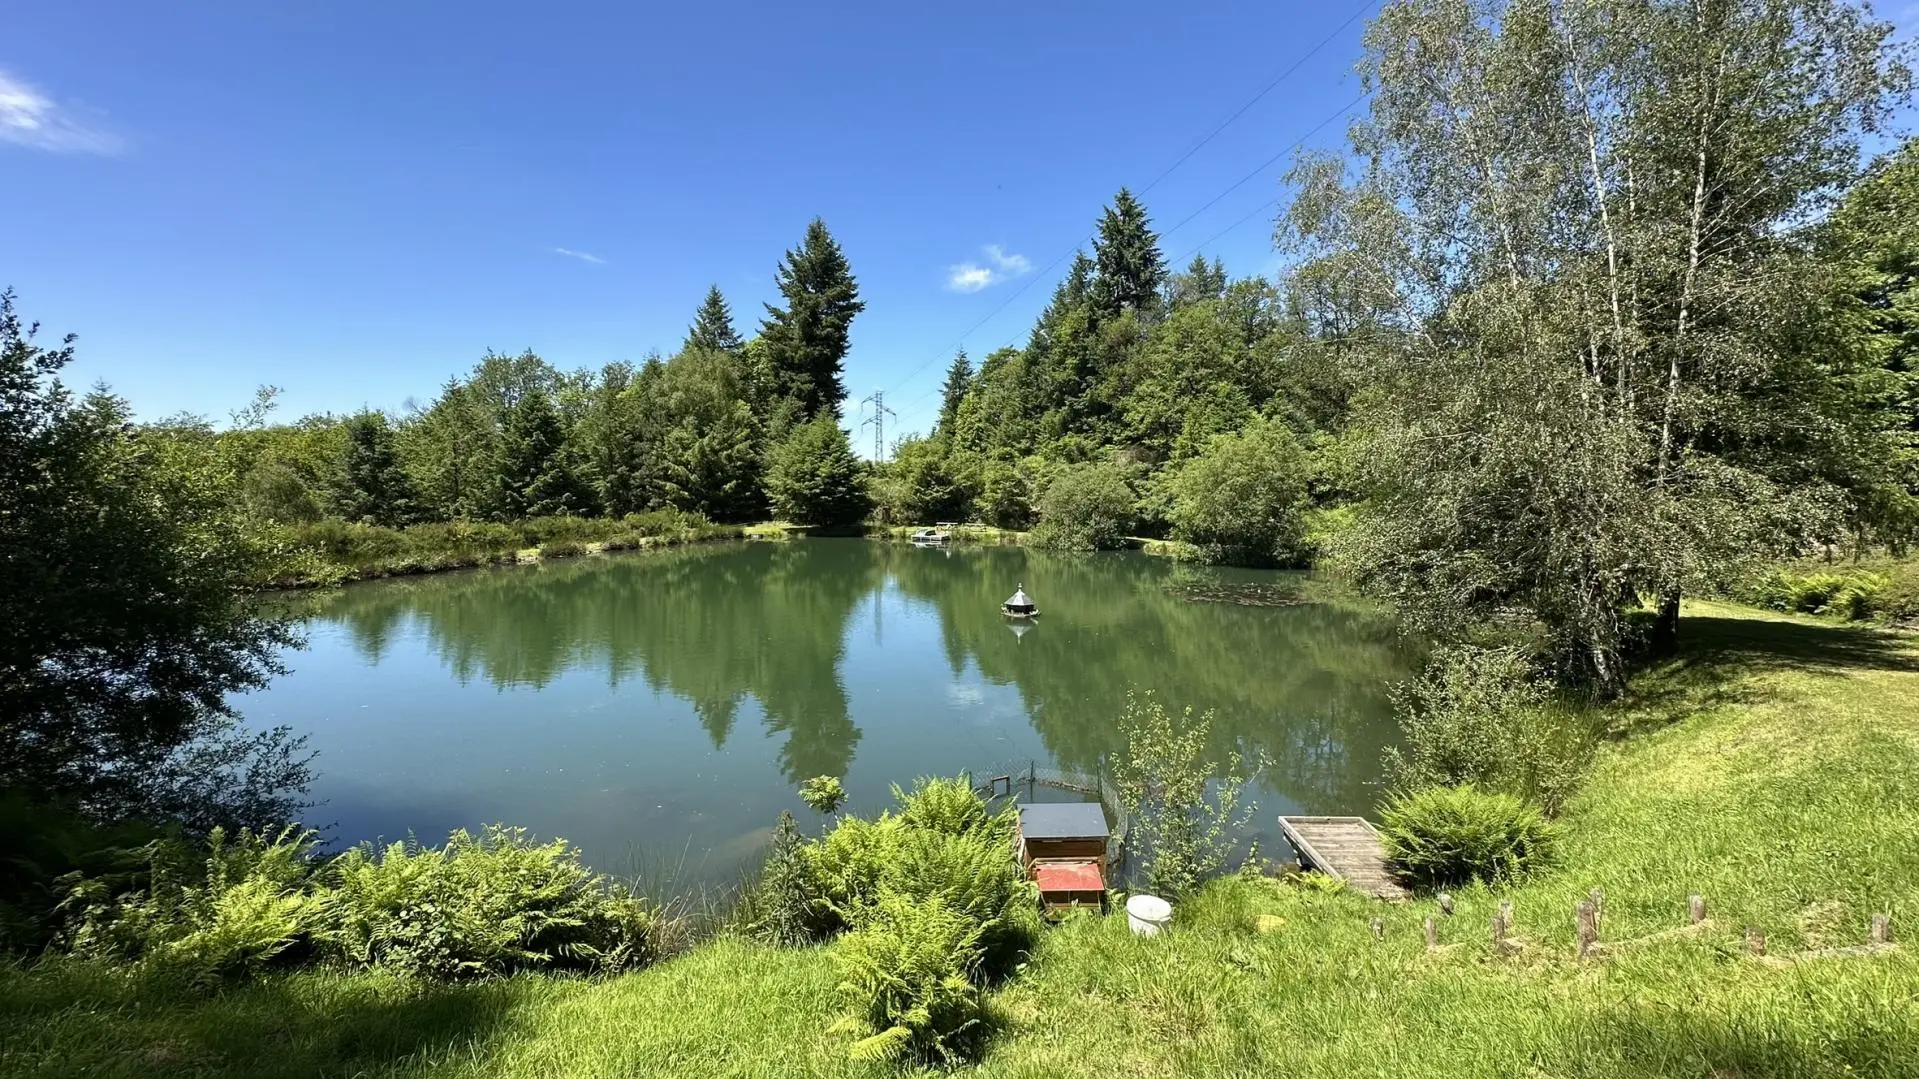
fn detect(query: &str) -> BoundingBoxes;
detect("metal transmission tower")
[859,390,896,460]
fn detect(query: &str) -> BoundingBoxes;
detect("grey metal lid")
[1004,583,1033,607]
[1017,801,1109,840]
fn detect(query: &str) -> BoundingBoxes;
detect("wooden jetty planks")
[1278,815,1410,901]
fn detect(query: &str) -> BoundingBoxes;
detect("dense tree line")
[236,218,872,534]
[874,0,1919,690]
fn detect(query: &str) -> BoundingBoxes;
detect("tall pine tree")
[1091,188,1166,318]
[684,285,745,354]
[492,388,587,519]
[936,350,973,438]
[759,219,864,426]
[332,411,416,526]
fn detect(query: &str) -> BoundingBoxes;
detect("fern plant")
[830,891,987,1065]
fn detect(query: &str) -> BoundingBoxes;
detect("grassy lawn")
[4,602,1915,1077]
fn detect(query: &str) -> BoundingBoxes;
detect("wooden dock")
[1277,815,1410,901]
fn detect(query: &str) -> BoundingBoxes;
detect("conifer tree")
[492,388,586,519]
[1091,188,1166,317]
[759,219,864,424]
[765,414,870,528]
[684,285,745,354]
[936,350,974,438]
[333,411,417,526]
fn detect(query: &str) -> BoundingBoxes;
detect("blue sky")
[1,2,1454,439]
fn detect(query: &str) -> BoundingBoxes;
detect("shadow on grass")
[1610,613,1919,741]
[1586,1005,1919,1079]
[1,962,546,1079]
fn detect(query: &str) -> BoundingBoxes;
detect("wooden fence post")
[1870,913,1890,945]
[1589,888,1605,933]
[1438,892,1455,916]
[1575,900,1598,959]
[1689,895,1706,925]
[1745,927,1767,957]
[1424,916,1438,950]
[1370,917,1384,941]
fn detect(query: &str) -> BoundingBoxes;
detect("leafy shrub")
[1881,564,1919,622]
[799,775,847,815]
[807,814,909,932]
[0,795,161,952]
[1379,785,1559,890]
[1747,568,1888,620]
[830,891,987,1064]
[884,828,1034,979]
[976,458,1033,530]
[1110,692,1257,899]
[539,540,588,559]
[1384,645,1593,814]
[748,811,822,947]
[1163,416,1311,566]
[892,776,1000,838]
[1030,462,1135,550]
[321,825,667,979]
[64,827,326,985]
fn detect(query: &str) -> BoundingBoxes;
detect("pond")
[242,539,1420,891]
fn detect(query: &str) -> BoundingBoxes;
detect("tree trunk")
[1650,586,1681,657]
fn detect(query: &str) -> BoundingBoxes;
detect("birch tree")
[1289,0,1909,689]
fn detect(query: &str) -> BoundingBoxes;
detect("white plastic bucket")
[1126,894,1172,936]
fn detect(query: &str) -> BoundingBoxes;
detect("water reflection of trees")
[300,542,881,782]
[881,545,1419,811]
[296,541,1416,810]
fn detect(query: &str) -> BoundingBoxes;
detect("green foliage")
[798,776,847,815]
[765,414,871,528]
[1,794,162,952]
[1109,692,1256,898]
[749,811,821,947]
[829,891,985,1064]
[1748,567,1889,620]
[1090,187,1166,318]
[874,434,968,525]
[890,775,996,838]
[1379,785,1559,891]
[1030,461,1135,550]
[63,827,325,985]
[759,219,864,423]
[493,389,591,521]
[976,456,1034,530]
[0,291,306,827]
[322,826,667,979]
[1164,415,1311,565]
[683,285,745,355]
[331,411,416,526]
[1384,646,1595,815]
[56,823,671,983]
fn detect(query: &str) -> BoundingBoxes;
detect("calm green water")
[244,539,1418,887]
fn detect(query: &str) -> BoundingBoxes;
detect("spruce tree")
[759,219,864,424]
[936,350,974,437]
[333,411,416,526]
[683,285,745,354]
[1168,253,1229,308]
[765,414,870,528]
[492,388,585,519]
[1091,188,1166,317]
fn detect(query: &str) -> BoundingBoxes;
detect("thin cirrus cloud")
[946,244,1033,293]
[0,68,125,155]
[551,247,607,265]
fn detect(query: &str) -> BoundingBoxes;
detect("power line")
[1134,0,1380,200]
[881,1,1377,400]
[892,92,1372,419]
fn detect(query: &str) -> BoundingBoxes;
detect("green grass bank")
[5,602,1916,1077]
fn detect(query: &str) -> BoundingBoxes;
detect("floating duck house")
[1016,801,1109,914]
[1002,583,1038,619]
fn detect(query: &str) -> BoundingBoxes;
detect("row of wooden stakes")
[1356,890,1898,962]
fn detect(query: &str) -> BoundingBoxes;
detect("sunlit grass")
[4,602,1915,1077]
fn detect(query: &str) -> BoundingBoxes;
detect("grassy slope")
[4,602,1916,1078]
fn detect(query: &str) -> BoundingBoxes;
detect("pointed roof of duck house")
[1004,583,1034,609]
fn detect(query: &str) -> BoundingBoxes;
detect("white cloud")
[946,244,1033,292]
[552,247,606,265]
[0,69,124,155]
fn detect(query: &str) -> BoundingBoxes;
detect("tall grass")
[265,511,742,587]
